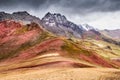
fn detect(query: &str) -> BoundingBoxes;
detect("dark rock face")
[0,11,41,24]
[41,12,84,38]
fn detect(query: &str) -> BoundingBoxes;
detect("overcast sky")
[0,0,120,30]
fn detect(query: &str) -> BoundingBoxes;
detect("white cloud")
[67,11,120,30]
[1,4,120,30]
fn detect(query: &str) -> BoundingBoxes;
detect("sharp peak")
[45,12,65,16]
[46,12,51,15]
[44,12,67,20]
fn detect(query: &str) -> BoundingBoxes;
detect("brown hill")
[0,20,120,71]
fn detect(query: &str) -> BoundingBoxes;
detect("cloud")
[0,0,120,29]
[0,0,120,12]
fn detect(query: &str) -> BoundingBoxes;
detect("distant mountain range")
[0,11,41,24]
[41,12,85,38]
[0,11,98,38]
[101,29,120,40]
[0,11,120,45]
[0,11,120,75]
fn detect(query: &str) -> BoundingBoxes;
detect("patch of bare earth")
[0,68,120,80]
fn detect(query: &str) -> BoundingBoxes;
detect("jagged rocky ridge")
[0,11,120,46]
[0,11,99,39]
[41,12,85,38]
[0,11,41,24]
[82,24,97,31]
[41,12,103,39]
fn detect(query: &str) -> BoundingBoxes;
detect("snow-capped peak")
[82,24,95,31]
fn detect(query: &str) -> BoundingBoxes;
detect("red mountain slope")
[0,20,120,72]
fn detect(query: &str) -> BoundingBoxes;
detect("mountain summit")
[41,12,84,38]
[0,11,120,80]
[82,24,97,31]
[0,11,119,45]
[0,11,41,24]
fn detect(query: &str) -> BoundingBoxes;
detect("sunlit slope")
[0,20,120,72]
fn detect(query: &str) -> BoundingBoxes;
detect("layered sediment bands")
[0,20,120,77]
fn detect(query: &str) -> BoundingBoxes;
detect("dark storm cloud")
[0,0,120,13]
[59,0,120,13]
[0,0,58,8]
[0,0,120,29]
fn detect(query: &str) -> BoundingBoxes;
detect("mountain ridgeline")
[0,11,99,38]
[0,11,120,73]
[0,11,120,46]
[0,11,41,24]
[41,12,84,38]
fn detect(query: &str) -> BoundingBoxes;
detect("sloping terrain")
[0,20,120,69]
[0,11,41,24]
[0,11,120,47]
[101,29,120,40]
[0,68,120,80]
[0,20,120,80]
[41,12,84,38]
[0,20,44,61]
